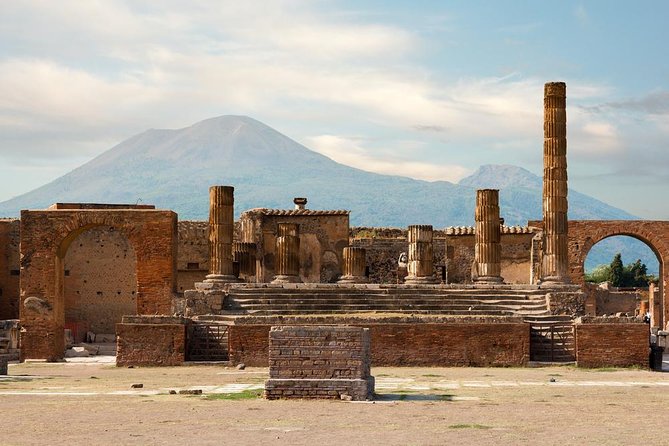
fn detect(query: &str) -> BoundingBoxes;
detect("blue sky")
[1,1,668,218]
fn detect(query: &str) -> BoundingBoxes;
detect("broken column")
[405,225,437,284]
[474,189,503,283]
[233,242,257,282]
[541,82,570,284]
[272,223,302,283]
[204,185,237,283]
[338,247,368,284]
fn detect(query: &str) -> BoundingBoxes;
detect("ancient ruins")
[0,82,667,393]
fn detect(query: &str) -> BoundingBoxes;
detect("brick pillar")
[338,247,368,284]
[233,242,257,282]
[474,189,503,283]
[272,223,302,283]
[205,186,238,283]
[541,82,570,284]
[405,225,437,284]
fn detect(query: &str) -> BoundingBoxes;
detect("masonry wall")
[351,228,534,284]
[176,221,209,293]
[116,316,187,366]
[241,211,349,283]
[229,317,530,367]
[0,219,20,319]
[64,226,137,337]
[575,318,648,368]
[20,209,177,360]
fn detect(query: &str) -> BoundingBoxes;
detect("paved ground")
[1,359,668,445]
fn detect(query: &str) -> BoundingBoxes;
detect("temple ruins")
[0,82,666,379]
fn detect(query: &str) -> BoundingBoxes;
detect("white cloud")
[306,134,472,182]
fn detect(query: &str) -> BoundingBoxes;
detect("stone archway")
[20,206,177,360]
[568,220,669,329]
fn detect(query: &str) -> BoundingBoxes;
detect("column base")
[539,276,571,286]
[474,276,504,284]
[271,275,302,284]
[404,275,438,285]
[337,275,369,284]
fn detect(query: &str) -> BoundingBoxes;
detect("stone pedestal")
[474,189,503,284]
[541,82,570,284]
[204,186,238,284]
[272,223,302,284]
[405,225,437,284]
[233,242,257,282]
[338,247,368,284]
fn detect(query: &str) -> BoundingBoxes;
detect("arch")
[568,220,669,329]
[19,207,177,361]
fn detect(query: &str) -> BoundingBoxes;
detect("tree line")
[584,253,657,287]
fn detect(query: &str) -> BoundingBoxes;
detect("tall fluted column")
[205,185,237,283]
[338,247,368,284]
[272,223,302,284]
[405,225,437,284]
[541,82,570,284]
[474,189,503,283]
[233,242,257,282]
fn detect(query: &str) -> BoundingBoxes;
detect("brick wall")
[229,317,529,367]
[264,325,373,400]
[20,208,177,360]
[64,225,137,336]
[575,318,648,368]
[116,317,187,366]
[0,219,20,319]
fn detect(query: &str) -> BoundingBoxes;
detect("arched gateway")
[19,204,177,361]
[568,220,669,328]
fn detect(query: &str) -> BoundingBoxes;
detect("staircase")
[223,286,550,317]
[525,315,576,363]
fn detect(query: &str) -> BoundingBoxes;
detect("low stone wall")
[575,317,648,368]
[264,326,374,400]
[116,316,188,367]
[230,316,529,367]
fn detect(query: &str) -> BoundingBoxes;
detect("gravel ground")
[1,361,668,446]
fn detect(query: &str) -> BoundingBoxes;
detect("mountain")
[0,115,654,272]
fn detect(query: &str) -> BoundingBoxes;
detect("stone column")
[205,185,237,283]
[272,223,302,283]
[474,189,503,283]
[541,82,570,284]
[405,225,437,284]
[233,242,257,282]
[338,247,368,284]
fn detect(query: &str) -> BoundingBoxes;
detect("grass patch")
[205,389,263,401]
[449,424,492,430]
[547,373,562,377]
[421,374,442,378]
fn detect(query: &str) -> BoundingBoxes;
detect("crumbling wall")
[240,210,349,283]
[177,221,209,293]
[0,219,20,319]
[351,227,533,284]
[63,226,137,337]
[116,316,187,366]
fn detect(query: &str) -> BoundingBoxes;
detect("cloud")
[306,134,472,182]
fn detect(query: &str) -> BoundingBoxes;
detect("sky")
[0,0,668,219]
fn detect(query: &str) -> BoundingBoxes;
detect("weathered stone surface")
[20,207,177,361]
[205,186,237,283]
[541,81,570,284]
[116,322,186,367]
[405,225,437,284]
[474,189,503,283]
[575,318,648,368]
[264,325,374,400]
[338,247,368,284]
[272,223,302,284]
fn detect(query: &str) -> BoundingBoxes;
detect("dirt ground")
[1,361,668,446]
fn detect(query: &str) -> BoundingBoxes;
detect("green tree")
[608,253,624,287]
[584,264,610,283]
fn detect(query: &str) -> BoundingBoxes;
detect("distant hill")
[0,115,655,272]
